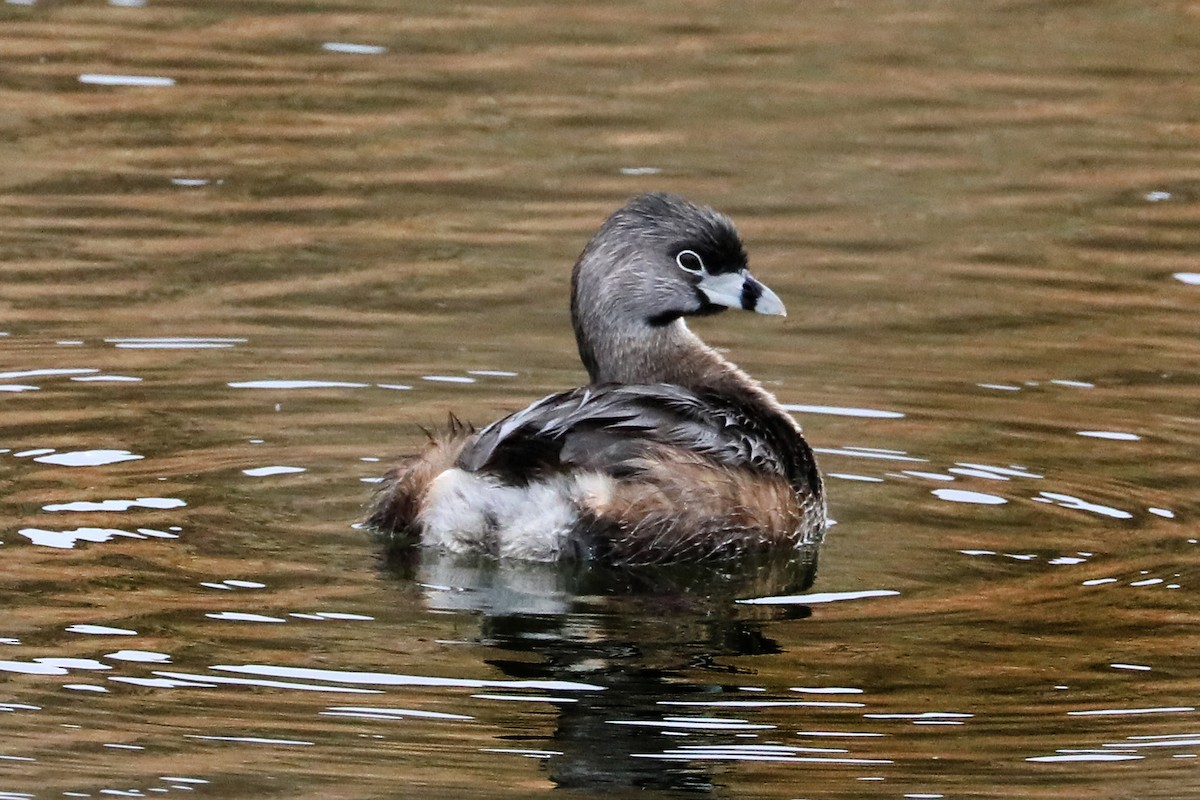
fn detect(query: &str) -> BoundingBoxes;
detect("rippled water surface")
[2,1,1199,797]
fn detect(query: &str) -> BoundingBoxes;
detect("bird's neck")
[576,316,786,412]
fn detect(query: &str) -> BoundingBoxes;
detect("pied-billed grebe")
[367,193,826,564]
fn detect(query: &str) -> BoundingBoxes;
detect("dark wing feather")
[456,383,811,487]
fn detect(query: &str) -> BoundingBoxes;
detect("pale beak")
[699,270,787,317]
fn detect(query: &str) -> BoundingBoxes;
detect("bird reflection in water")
[383,544,820,792]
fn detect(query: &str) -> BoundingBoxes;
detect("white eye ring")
[675,249,705,274]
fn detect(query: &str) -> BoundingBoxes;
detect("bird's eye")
[675,249,705,274]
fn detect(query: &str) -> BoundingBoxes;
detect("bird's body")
[367,193,825,564]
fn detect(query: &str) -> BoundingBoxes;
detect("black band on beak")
[741,276,764,311]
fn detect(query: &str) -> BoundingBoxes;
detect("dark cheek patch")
[741,278,763,311]
[647,309,684,327]
[647,287,730,327]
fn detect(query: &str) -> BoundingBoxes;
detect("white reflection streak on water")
[320,706,473,721]
[422,375,476,384]
[631,747,893,765]
[1077,430,1142,441]
[66,625,137,635]
[185,664,605,692]
[865,712,973,719]
[186,735,314,746]
[1035,492,1132,519]
[903,469,956,481]
[1104,738,1200,749]
[479,747,564,757]
[34,658,109,671]
[242,466,306,476]
[955,463,1043,479]
[106,338,245,348]
[322,42,387,55]
[108,676,215,689]
[0,368,99,380]
[607,718,775,731]
[32,450,143,466]
[1030,731,1200,765]
[150,671,383,694]
[18,526,177,549]
[1028,754,1144,763]
[658,700,865,709]
[1067,707,1195,716]
[229,380,368,389]
[205,612,287,623]
[738,589,900,606]
[471,693,578,703]
[42,498,186,512]
[78,73,175,87]
[828,472,885,482]
[813,447,927,462]
[931,488,1007,505]
[106,650,171,663]
[781,403,905,419]
[947,467,1010,480]
[0,660,70,675]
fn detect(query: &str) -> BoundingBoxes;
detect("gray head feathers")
[570,193,786,387]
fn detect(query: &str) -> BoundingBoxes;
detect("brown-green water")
[1,1,1198,798]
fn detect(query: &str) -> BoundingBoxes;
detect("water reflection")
[391,546,821,617]
[78,74,176,88]
[18,526,178,549]
[377,548,822,791]
[105,338,244,349]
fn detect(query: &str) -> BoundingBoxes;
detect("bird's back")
[367,383,825,564]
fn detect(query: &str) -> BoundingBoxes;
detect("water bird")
[367,193,825,563]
